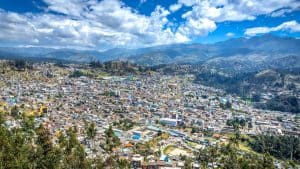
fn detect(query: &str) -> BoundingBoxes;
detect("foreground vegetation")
[1,111,299,169]
[0,113,130,169]
[249,135,300,163]
[190,134,299,169]
[194,69,300,113]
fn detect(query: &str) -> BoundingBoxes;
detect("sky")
[0,0,300,50]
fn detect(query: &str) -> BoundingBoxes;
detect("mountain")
[214,34,300,53]
[0,47,56,58]
[194,68,300,113]
[0,47,102,62]
[124,34,300,66]
[202,53,300,75]
[0,34,299,71]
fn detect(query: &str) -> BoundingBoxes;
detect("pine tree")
[104,125,120,152]
[86,122,97,150]
[35,124,62,169]
[10,106,19,118]
[260,153,275,169]
[62,128,92,169]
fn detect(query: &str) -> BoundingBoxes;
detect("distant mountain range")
[0,34,300,73]
[1,35,299,113]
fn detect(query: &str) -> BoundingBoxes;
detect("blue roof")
[132,134,141,140]
[160,155,169,162]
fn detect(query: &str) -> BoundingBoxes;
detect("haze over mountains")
[0,34,299,73]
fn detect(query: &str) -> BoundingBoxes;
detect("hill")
[1,34,299,71]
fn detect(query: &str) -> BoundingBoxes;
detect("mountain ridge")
[0,34,299,68]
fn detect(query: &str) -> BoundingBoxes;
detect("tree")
[220,143,240,169]
[238,153,255,169]
[13,60,26,70]
[259,153,275,169]
[248,121,253,129]
[0,115,135,169]
[64,128,80,155]
[117,158,131,169]
[191,126,200,133]
[35,124,62,169]
[21,115,35,135]
[10,106,20,118]
[86,122,97,150]
[184,157,193,169]
[250,135,300,163]
[62,144,91,169]
[69,70,85,78]
[61,128,91,169]
[220,101,232,109]
[94,156,105,169]
[225,101,232,109]
[197,145,220,168]
[0,111,4,124]
[104,125,121,152]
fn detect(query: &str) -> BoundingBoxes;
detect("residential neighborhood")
[0,61,299,168]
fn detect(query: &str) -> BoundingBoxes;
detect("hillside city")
[1,0,300,168]
[0,60,299,168]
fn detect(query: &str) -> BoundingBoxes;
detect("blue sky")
[0,0,299,50]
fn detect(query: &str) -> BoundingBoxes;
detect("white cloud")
[0,0,300,50]
[178,0,300,22]
[245,20,300,36]
[169,3,182,12]
[178,0,198,7]
[0,0,190,50]
[270,8,294,17]
[170,0,300,40]
[226,32,235,37]
[178,18,216,37]
[43,0,85,17]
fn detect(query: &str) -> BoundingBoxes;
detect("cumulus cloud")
[43,0,85,17]
[169,0,300,41]
[177,0,300,22]
[177,18,216,37]
[0,0,190,49]
[245,20,300,36]
[0,0,300,50]
[169,3,182,12]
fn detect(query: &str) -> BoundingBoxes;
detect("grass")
[186,141,198,148]
[97,72,110,78]
[224,133,258,155]
[238,143,255,153]
[163,145,176,154]
[147,132,170,148]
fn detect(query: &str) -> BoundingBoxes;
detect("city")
[0,0,300,168]
[0,61,299,168]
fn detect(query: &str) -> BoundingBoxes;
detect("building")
[160,118,181,127]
